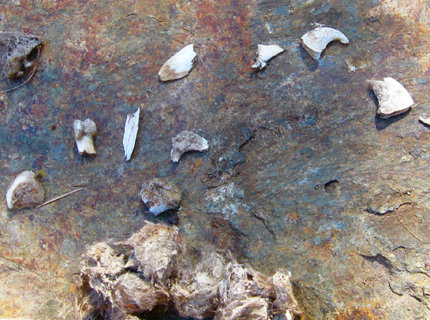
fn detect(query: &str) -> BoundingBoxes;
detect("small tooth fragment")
[159,44,196,81]
[171,131,208,162]
[123,108,140,161]
[368,77,414,119]
[6,171,45,209]
[301,27,349,60]
[139,178,182,215]
[74,119,97,155]
[251,44,284,69]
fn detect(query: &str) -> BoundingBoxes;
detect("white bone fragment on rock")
[158,44,196,81]
[139,178,182,215]
[6,171,45,209]
[419,116,430,126]
[123,108,140,161]
[368,77,414,119]
[171,131,208,162]
[74,119,97,155]
[251,44,284,69]
[301,27,349,60]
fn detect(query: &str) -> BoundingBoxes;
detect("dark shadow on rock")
[374,109,411,130]
[324,180,339,193]
[299,44,319,72]
[7,209,21,219]
[139,203,180,226]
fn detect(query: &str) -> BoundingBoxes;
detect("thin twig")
[36,188,85,209]
[396,210,430,243]
[0,46,41,94]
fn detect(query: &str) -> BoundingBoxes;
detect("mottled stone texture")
[1,0,430,319]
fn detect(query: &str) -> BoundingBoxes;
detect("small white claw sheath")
[301,27,349,60]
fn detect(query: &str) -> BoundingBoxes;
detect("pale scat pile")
[78,222,301,319]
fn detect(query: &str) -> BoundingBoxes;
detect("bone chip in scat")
[6,171,45,209]
[123,108,140,161]
[251,44,284,69]
[301,26,349,60]
[158,44,197,81]
[171,130,208,162]
[368,77,414,119]
[74,119,97,155]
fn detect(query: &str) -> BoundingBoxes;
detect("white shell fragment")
[74,119,97,155]
[251,44,284,69]
[171,130,208,162]
[122,108,140,161]
[158,44,196,81]
[139,178,182,215]
[301,27,349,60]
[368,77,414,119]
[6,171,45,209]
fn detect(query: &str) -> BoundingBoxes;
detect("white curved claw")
[368,77,414,119]
[252,44,284,69]
[301,27,349,60]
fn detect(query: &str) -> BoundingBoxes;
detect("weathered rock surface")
[1,0,430,319]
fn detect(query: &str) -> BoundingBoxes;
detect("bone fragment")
[171,131,208,162]
[251,44,284,69]
[158,44,196,81]
[0,32,42,79]
[6,171,45,209]
[123,108,140,161]
[139,178,182,215]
